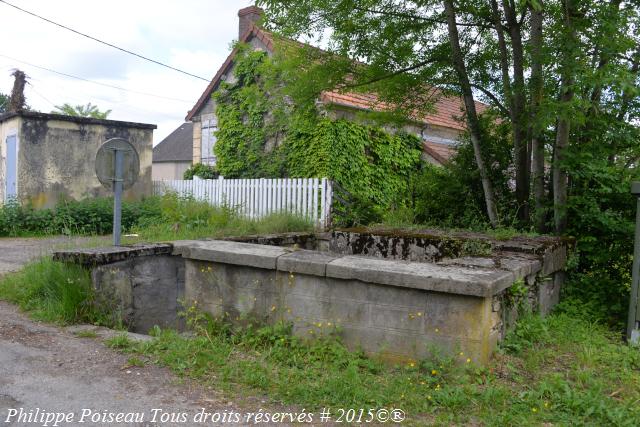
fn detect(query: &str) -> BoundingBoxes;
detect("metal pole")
[112,149,124,246]
[627,182,640,344]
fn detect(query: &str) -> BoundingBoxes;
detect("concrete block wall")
[173,239,558,364]
[54,231,568,365]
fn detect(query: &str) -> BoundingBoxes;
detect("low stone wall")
[328,228,568,268]
[55,232,567,364]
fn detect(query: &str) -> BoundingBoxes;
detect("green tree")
[256,0,639,233]
[52,102,111,119]
[0,93,9,113]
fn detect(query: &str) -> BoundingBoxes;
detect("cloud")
[0,0,253,144]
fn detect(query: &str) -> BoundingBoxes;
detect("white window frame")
[201,118,217,166]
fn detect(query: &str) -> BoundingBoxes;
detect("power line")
[26,82,56,108]
[0,0,210,82]
[0,53,193,103]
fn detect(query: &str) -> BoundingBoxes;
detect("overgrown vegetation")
[0,258,116,326]
[213,47,423,225]
[183,163,219,180]
[0,197,161,237]
[106,305,640,425]
[131,192,313,241]
[0,193,313,241]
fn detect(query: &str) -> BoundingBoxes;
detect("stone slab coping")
[53,244,173,266]
[326,256,515,297]
[55,240,546,298]
[176,240,537,297]
[173,240,290,270]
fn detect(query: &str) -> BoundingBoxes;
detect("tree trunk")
[443,0,499,227]
[529,1,546,233]
[501,0,530,224]
[553,0,577,235]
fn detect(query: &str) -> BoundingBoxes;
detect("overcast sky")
[0,0,253,144]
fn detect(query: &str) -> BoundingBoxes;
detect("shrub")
[0,196,162,237]
[183,163,219,180]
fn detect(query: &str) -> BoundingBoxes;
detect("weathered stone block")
[184,240,288,270]
[277,250,339,277]
[326,256,514,297]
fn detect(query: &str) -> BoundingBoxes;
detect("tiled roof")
[186,23,487,132]
[321,90,487,131]
[423,141,456,164]
[153,122,193,162]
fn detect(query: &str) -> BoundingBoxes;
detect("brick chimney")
[238,5,263,39]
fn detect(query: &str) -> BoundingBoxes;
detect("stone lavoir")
[54,228,568,364]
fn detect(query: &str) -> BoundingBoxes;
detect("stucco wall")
[14,114,154,208]
[152,161,191,181]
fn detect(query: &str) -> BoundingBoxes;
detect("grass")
[0,258,114,325]
[74,330,98,338]
[103,307,640,426]
[129,199,314,242]
[0,193,315,242]
[130,211,314,242]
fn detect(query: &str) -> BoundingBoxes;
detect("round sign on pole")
[95,138,140,246]
[95,138,140,190]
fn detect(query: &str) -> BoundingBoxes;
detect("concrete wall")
[1,112,155,208]
[54,231,567,365]
[54,244,183,333]
[171,238,563,364]
[92,254,185,333]
[152,161,191,181]
[184,257,500,363]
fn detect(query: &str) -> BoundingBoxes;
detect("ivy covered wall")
[212,47,423,223]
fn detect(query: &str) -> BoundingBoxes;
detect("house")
[0,111,154,208]
[186,6,485,168]
[152,122,193,180]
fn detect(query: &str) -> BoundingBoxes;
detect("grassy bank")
[106,309,640,426]
[0,258,116,326]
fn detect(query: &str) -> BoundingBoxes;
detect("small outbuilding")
[0,111,155,208]
[152,122,193,180]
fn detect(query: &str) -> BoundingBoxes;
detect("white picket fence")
[153,177,333,228]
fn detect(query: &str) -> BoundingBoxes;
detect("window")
[201,118,217,165]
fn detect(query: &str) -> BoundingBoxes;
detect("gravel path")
[0,236,110,275]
